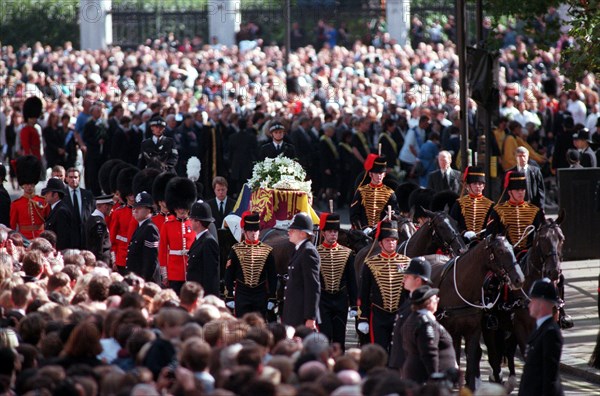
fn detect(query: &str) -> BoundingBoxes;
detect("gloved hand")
[348,309,358,318]
[226,301,235,309]
[160,267,168,286]
[357,322,370,334]
[463,231,477,241]
[363,227,373,236]
[267,301,275,311]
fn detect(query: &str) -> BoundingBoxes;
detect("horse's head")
[485,235,525,290]
[423,209,468,256]
[531,217,564,281]
[343,229,373,253]
[394,213,417,241]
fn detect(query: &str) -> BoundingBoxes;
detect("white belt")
[116,235,128,243]
[169,250,188,256]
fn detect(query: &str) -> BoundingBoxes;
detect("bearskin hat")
[109,162,132,195]
[165,177,197,213]
[430,190,459,213]
[99,159,125,194]
[396,182,420,214]
[132,168,161,196]
[16,155,42,186]
[22,96,43,119]
[152,172,177,203]
[116,167,138,199]
[408,188,435,220]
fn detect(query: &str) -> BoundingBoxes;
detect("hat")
[241,211,260,231]
[410,285,439,304]
[22,96,43,119]
[148,115,166,128]
[430,190,459,213]
[133,168,161,196]
[408,188,435,220]
[99,159,125,194]
[365,154,387,173]
[95,194,114,205]
[572,128,593,143]
[396,182,420,213]
[463,166,486,184]
[190,200,215,222]
[376,220,399,241]
[404,257,432,284]
[165,177,197,213]
[269,122,285,132]
[152,172,177,203]
[133,191,154,208]
[15,155,42,185]
[117,167,138,198]
[319,212,340,231]
[41,178,66,197]
[289,212,314,235]
[529,278,560,305]
[566,148,580,165]
[504,171,527,190]
[109,162,133,195]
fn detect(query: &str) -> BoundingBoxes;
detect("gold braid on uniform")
[317,244,351,293]
[458,195,494,234]
[366,254,410,312]
[358,184,394,227]
[494,202,539,249]
[232,242,273,287]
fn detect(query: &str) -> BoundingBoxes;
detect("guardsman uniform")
[138,115,178,173]
[151,171,178,231]
[10,156,49,239]
[126,192,161,283]
[401,286,457,384]
[450,166,494,235]
[350,155,399,230]
[109,167,137,273]
[358,220,410,352]
[316,212,357,347]
[160,177,198,294]
[225,212,277,318]
[486,171,544,251]
[85,195,113,264]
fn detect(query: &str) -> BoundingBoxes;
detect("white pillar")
[80,0,112,50]
[208,0,240,46]
[386,0,410,47]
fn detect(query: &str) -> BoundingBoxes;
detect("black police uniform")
[138,116,178,172]
[85,209,112,264]
[126,193,161,283]
[186,200,220,296]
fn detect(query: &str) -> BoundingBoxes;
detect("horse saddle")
[437,257,456,286]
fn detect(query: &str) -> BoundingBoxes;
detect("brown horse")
[431,235,525,391]
[482,214,565,385]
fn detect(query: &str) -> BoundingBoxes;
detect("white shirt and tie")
[70,188,82,220]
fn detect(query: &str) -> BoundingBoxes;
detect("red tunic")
[109,205,133,267]
[20,125,42,159]
[9,194,49,239]
[159,217,196,281]
[152,212,174,232]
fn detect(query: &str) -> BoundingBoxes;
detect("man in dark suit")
[207,176,235,229]
[126,192,161,284]
[42,178,76,251]
[187,200,220,296]
[426,151,461,194]
[282,212,320,330]
[85,194,113,264]
[289,116,313,172]
[518,279,564,396]
[506,146,545,209]
[258,122,297,161]
[573,128,597,168]
[64,168,95,249]
[228,122,258,194]
[138,115,179,173]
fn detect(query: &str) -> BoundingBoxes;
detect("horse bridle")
[430,213,462,255]
[486,236,517,286]
[528,223,562,278]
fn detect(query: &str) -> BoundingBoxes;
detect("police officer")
[316,212,357,348]
[159,177,197,295]
[10,156,49,239]
[350,155,399,233]
[389,256,432,370]
[85,194,113,264]
[357,220,410,352]
[401,285,457,384]
[187,200,220,296]
[138,115,178,172]
[126,192,161,283]
[450,166,495,238]
[225,212,277,318]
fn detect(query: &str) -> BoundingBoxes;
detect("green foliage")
[561,1,600,83]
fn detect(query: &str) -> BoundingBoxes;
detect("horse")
[482,214,565,386]
[430,235,525,391]
[353,209,468,284]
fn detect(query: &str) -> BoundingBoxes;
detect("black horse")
[483,214,565,386]
[430,235,525,391]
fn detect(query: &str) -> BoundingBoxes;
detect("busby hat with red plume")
[376,220,399,241]
[241,211,260,231]
[319,212,340,231]
[463,166,486,184]
[504,171,527,190]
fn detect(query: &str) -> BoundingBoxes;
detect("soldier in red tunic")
[159,177,197,294]
[10,156,48,239]
[151,172,177,231]
[109,167,137,274]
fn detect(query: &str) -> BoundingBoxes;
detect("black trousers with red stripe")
[370,305,397,353]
